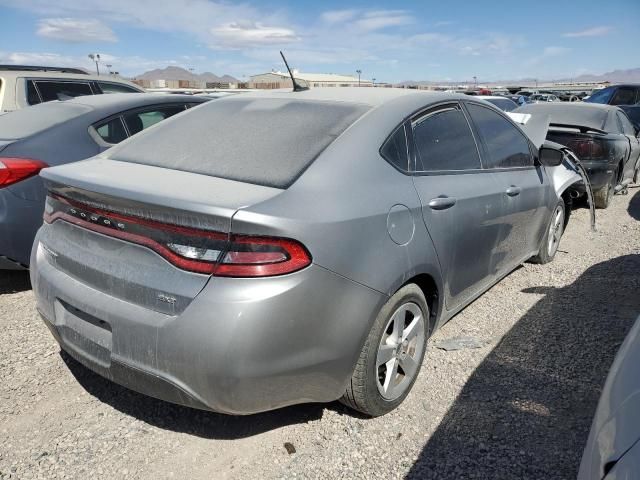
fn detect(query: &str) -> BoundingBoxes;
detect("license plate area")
[54,299,112,368]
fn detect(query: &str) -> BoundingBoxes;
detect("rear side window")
[412,106,481,171]
[123,105,186,135]
[610,87,637,106]
[34,81,93,103]
[97,82,141,94]
[380,125,409,171]
[96,118,128,144]
[466,103,533,168]
[110,98,370,188]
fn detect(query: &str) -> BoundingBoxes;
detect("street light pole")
[356,69,362,87]
[88,53,101,75]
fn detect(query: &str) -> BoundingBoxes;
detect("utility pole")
[356,69,362,87]
[88,53,101,75]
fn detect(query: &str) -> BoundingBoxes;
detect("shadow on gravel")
[407,254,640,480]
[0,271,31,294]
[627,187,640,221]
[61,351,338,439]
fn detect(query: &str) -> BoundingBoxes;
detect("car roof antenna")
[280,51,309,92]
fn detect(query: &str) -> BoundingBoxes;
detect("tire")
[531,199,565,264]
[594,171,616,209]
[340,284,429,417]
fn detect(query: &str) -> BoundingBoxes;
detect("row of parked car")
[0,64,638,478]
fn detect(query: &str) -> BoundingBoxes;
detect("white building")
[249,70,373,89]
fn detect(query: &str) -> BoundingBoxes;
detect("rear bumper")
[31,234,386,414]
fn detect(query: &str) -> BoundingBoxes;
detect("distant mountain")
[398,67,640,86]
[134,66,239,83]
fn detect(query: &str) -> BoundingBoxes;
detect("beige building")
[250,71,373,89]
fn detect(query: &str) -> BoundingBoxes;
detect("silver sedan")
[31,88,573,416]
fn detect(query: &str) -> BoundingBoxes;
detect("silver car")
[31,88,570,416]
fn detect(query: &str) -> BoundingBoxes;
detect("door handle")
[428,196,457,210]
[505,186,521,197]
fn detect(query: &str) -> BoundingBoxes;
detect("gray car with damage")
[31,88,580,416]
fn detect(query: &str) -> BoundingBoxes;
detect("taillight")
[43,194,312,277]
[566,139,606,160]
[0,157,49,188]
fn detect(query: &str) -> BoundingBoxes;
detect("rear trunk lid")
[38,159,283,314]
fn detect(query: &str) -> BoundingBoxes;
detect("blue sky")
[0,0,638,82]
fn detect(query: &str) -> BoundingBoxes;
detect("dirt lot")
[1,188,639,480]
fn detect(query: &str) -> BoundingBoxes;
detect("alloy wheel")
[376,302,425,400]
[547,204,565,257]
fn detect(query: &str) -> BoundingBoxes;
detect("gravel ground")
[1,188,639,480]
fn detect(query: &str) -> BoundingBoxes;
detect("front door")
[464,102,549,272]
[409,103,505,312]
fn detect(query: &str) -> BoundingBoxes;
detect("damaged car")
[31,89,583,417]
[514,102,640,208]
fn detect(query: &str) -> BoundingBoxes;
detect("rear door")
[410,102,505,311]
[464,101,548,273]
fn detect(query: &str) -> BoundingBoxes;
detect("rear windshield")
[0,101,91,140]
[110,97,370,188]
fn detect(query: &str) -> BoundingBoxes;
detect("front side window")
[412,106,481,171]
[466,103,533,169]
[585,87,614,104]
[610,87,637,106]
[97,82,141,94]
[123,105,186,136]
[34,81,93,102]
[380,125,409,171]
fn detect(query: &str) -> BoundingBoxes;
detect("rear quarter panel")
[231,97,445,322]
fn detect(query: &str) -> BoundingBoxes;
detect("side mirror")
[539,146,563,167]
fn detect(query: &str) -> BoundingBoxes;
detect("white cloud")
[524,45,572,68]
[211,22,298,48]
[354,10,414,31]
[321,9,359,24]
[542,46,571,57]
[0,50,184,74]
[562,26,612,38]
[37,18,117,43]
